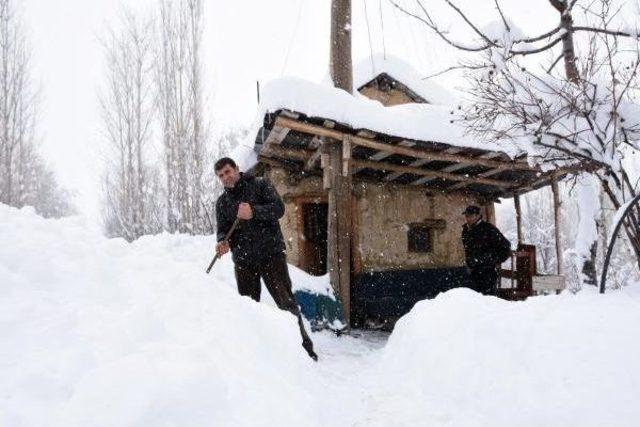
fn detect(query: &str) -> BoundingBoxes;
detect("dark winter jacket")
[461,219,511,269]
[215,173,286,265]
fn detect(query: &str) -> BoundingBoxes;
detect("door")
[301,202,328,276]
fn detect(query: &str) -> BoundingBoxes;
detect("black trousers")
[234,252,315,356]
[469,265,499,296]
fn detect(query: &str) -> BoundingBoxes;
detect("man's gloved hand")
[216,241,230,256]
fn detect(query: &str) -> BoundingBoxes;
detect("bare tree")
[0,0,72,217]
[156,0,208,234]
[392,0,640,286]
[100,8,161,241]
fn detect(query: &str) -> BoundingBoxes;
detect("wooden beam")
[326,140,352,327]
[342,135,352,176]
[263,125,290,147]
[304,121,335,171]
[368,140,415,161]
[503,165,585,197]
[413,152,504,186]
[352,159,516,188]
[351,131,412,174]
[447,166,510,191]
[551,178,563,275]
[514,194,523,245]
[387,147,464,182]
[305,147,323,171]
[274,116,536,171]
[261,144,312,162]
[257,155,300,172]
[321,152,331,189]
[385,159,429,181]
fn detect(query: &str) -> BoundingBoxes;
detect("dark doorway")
[301,202,328,276]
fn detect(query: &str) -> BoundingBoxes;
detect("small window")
[408,224,432,253]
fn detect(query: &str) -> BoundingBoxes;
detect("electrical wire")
[390,0,412,59]
[379,0,387,59]
[363,0,377,76]
[280,0,305,76]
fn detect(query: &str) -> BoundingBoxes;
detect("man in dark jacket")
[461,205,511,296]
[214,157,317,361]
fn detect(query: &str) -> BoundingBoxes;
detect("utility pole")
[330,0,353,93]
[327,0,353,326]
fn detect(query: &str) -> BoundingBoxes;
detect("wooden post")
[551,178,563,275]
[514,194,523,245]
[328,0,353,326]
[330,0,353,93]
[326,137,353,326]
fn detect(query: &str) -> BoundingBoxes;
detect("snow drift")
[0,205,319,427]
[380,288,640,427]
[2,204,640,427]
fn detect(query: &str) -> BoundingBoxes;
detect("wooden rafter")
[384,158,429,181]
[257,154,300,171]
[386,147,463,182]
[411,151,503,186]
[274,116,536,172]
[257,114,592,198]
[263,125,290,147]
[447,165,515,191]
[304,120,335,171]
[500,165,588,197]
[354,139,416,175]
[369,140,415,161]
[305,144,324,171]
[352,159,515,188]
[262,144,312,162]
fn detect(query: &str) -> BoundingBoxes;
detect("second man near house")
[461,205,511,296]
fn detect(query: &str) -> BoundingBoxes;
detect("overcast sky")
[21,0,556,220]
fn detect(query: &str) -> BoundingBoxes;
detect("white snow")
[381,288,640,426]
[569,173,601,284]
[0,205,320,427]
[256,77,524,157]
[228,140,258,172]
[2,204,640,426]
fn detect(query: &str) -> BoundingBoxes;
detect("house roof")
[231,77,595,200]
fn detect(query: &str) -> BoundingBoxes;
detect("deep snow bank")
[380,288,640,427]
[3,204,640,427]
[0,205,320,427]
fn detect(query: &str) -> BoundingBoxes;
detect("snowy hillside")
[2,204,640,426]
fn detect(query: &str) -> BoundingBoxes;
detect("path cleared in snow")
[311,331,388,427]
[2,205,640,427]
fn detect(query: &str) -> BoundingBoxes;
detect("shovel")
[206,217,240,274]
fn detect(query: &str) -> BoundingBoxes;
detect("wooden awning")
[253,109,594,199]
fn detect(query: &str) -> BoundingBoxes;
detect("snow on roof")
[353,54,458,106]
[229,138,258,171]
[253,77,529,158]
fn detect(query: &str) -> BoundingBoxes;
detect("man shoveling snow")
[213,157,318,361]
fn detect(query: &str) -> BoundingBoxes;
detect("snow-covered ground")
[2,204,640,426]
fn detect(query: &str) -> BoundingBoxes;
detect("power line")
[363,0,376,76]
[390,0,412,59]
[379,0,387,59]
[280,0,305,76]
